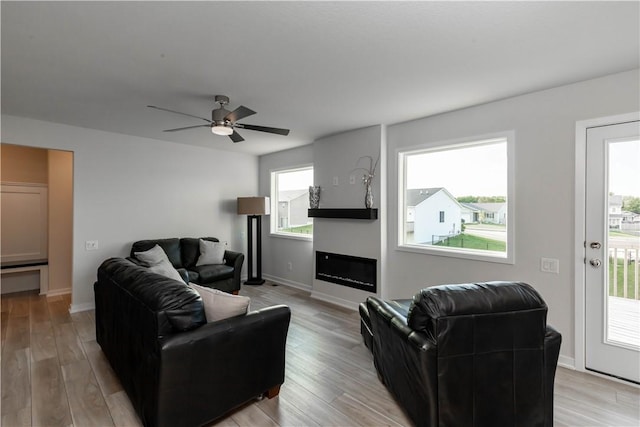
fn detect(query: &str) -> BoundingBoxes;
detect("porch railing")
[609,246,639,300]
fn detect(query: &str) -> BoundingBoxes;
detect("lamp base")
[244,278,265,286]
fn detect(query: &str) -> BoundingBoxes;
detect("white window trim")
[270,164,314,241]
[396,131,515,265]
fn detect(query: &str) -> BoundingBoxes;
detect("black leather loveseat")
[130,237,243,294]
[95,257,291,427]
[360,281,561,427]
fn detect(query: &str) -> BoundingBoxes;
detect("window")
[398,133,514,263]
[270,166,314,238]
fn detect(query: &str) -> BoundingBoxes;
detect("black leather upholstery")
[362,281,561,427]
[95,257,291,427]
[130,237,244,293]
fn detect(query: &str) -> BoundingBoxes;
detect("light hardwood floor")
[1,283,639,426]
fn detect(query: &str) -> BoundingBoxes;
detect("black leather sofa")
[360,281,562,427]
[95,257,291,427]
[130,237,244,294]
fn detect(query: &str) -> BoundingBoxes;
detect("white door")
[585,120,640,383]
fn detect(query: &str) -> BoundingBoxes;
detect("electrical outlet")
[350,175,356,184]
[540,258,559,274]
[287,262,293,271]
[333,176,339,186]
[85,240,99,251]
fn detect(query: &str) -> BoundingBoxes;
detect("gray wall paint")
[312,125,385,306]
[1,114,258,310]
[258,69,640,365]
[259,145,314,289]
[386,69,640,362]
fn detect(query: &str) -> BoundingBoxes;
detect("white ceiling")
[2,1,639,156]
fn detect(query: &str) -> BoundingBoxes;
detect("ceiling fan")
[148,95,290,143]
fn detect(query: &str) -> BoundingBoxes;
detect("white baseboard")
[46,287,72,297]
[70,301,95,313]
[558,355,575,370]
[310,290,359,311]
[262,274,312,292]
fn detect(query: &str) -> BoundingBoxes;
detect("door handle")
[589,259,602,268]
[590,242,602,249]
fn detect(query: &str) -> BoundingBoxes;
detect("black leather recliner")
[360,281,561,427]
[95,257,291,427]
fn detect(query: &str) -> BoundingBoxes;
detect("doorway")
[0,144,73,296]
[581,118,640,384]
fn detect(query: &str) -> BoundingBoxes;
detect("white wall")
[312,125,386,308]
[259,144,314,290]
[1,114,258,311]
[386,69,640,363]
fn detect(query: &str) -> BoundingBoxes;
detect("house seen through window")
[399,135,513,263]
[270,166,314,237]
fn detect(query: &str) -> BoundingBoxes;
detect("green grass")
[609,257,639,300]
[280,224,313,234]
[434,233,506,252]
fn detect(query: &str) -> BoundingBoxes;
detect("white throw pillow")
[135,244,170,266]
[148,259,184,282]
[196,239,226,266]
[190,283,250,322]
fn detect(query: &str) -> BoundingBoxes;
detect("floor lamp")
[237,197,270,285]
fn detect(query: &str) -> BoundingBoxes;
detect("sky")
[406,141,507,197]
[277,168,313,191]
[609,139,639,197]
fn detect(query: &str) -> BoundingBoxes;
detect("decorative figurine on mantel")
[353,153,380,208]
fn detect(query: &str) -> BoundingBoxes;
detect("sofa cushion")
[149,259,185,283]
[192,263,234,284]
[180,237,219,269]
[190,283,250,322]
[196,239,226,266]
[131,238,182,269]
[134,244,169,266]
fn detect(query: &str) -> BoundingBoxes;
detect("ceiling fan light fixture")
[211,124,233,136]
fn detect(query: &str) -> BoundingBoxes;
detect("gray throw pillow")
[196,239,226,266]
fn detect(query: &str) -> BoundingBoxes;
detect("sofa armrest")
[224,250,245,289]
[155,305,290,427]
[176,268,189,284]
[367,297,438,426]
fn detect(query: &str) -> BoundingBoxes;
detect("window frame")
[397,131,515,264]
[269,164,314,241]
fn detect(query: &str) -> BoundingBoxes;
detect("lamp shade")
[237,197,271,215]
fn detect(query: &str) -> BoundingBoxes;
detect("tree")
[457,196,478,203]
[623,196,640,214]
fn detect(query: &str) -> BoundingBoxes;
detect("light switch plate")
[540,258,559,274]
[85,240,99,251]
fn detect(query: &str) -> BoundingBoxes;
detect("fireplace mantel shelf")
[308,208,378,220]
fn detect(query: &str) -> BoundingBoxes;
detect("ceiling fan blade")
[229,131,245,143]
[224,105,256,123]
[163,124,210,132]
[148,105,212,123]
[238,123,290,136]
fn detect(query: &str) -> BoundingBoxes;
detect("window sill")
[396,243,514,265]
[269,232,313,242]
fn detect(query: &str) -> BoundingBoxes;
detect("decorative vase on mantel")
[309,186,321,209]
[364,179,373,208]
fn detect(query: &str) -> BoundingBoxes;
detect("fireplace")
[315,251,377,293]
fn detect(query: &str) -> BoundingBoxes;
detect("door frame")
[574,112,640,375]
